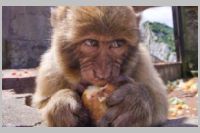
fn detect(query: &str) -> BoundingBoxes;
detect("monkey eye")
[83,39,99,47]
[110,40,126,48]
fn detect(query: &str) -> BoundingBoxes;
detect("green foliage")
[143,21,175,52]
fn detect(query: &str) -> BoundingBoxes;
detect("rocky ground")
[2,69,199,127]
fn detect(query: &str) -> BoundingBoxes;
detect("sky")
[140,6,174,28]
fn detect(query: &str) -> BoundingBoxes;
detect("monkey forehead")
[74,6,136,21]
[64,6,139,42]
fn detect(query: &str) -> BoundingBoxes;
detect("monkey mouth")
[80,71,108,87]
[80,67,111,87]
[92,79,108,87]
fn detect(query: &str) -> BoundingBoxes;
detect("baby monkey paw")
[98,76,153,127]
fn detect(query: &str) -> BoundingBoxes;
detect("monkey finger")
[106,84,132,107]
[111,75,129,86]
[97,106,120,127]
[112,112,133,127]
[68,102,90,126]
[76,108,90,126]
[71,80,91,95]
[73,84,85,95]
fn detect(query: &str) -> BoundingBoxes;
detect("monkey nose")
[96,74,105,80]
[95,72,109,80]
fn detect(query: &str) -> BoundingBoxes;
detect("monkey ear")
[132,6,155,27]
[50,7,57,27]
[135,14,141,27]
[50,6,69,27]
[133,6,155,13]
[131,7,144,27]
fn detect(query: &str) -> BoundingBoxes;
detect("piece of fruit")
[182,77,197,90]
[82,84,115,124]
[176,104,183,110]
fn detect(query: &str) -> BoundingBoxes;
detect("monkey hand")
[43,89,90,126]
[98,76,153,127]
[71,80,91,95]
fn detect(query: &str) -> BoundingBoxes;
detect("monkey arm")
[32,51,69,109]
[40,89,90,126]
[98,78,167,127]
[33,73,90,126]
[33,51,90,126]
[97,79,153,126]
[132,44,168,125]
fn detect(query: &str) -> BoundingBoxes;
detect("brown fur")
[33,6,168,127]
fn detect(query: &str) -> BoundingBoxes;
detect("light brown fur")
[33,6,168,127]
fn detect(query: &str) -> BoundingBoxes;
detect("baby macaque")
[33,6,168,127]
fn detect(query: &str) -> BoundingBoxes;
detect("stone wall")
[2,6,52,69]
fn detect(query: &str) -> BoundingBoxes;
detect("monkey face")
[78,37,129,86]
[53,6,140,86]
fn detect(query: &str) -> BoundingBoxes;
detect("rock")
[2,90,44,127]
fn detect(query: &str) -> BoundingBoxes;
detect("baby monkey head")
[52,6,141,86]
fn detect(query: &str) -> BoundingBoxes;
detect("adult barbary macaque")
[33,6,168,127]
